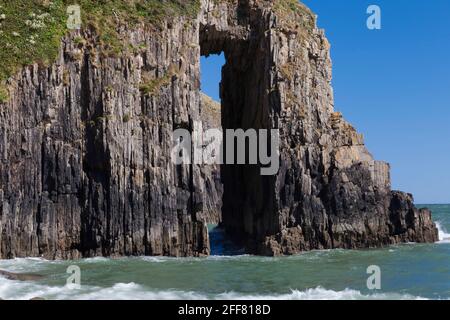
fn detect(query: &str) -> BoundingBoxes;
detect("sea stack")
[0,0,438,259]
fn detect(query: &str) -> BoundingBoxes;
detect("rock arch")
[0,0,437,259]
[200,0,437,254]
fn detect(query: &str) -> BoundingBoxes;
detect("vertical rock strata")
[0,3,209,259]
[0,0,437,258]
[199,93,223,224]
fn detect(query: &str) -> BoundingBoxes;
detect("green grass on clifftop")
[273,0,316,32]
[0,0,201,90]
[0,0,67,86]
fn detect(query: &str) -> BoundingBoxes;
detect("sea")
[0,204,449,300]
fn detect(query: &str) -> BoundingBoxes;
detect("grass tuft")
[0,86,9,103]
[273,0,316,33]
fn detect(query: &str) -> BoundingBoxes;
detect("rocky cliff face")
[199,93,223,224]
[0,1,210,259]
[0,0,438,259]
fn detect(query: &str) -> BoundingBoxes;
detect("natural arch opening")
[199,21,278,254]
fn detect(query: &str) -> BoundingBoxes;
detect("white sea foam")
[213,288,427,300]
[83,257,111,263]
[0,257,59,273]
[436,222,450,243]
[0,276,427,300]
[140,254,254,263]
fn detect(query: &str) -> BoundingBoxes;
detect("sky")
[200,0,450,204]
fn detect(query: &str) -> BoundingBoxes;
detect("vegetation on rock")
[0,86,8,103]
[273,0,315,34]
[0,0,201,88]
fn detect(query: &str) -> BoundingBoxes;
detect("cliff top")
[0,0,202,101]
[0,0,314,103]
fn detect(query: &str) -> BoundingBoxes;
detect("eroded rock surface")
[199,93,223,224]
[0,0,437,259]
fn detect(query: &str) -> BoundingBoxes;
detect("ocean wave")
[0,257,61,273]
[213,288,427,300]
[436,222,450,243]
[140,254,256,263]
[0,276,427,300]
[82,257,112,263]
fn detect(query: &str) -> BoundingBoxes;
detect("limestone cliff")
[199,93,223,224]
[0,0,438,259]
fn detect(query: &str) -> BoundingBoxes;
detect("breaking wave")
[436,222,450,243]
[0,277,426,300]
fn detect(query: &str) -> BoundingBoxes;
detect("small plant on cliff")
[0,86,9,103]
[139,64,179,96]
[122,113,130,123]
[273,0,316,33]
[139,74,173,96]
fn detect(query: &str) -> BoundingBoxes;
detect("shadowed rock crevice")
[200,4,279,251]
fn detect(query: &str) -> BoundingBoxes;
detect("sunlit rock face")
[0,0,437,259]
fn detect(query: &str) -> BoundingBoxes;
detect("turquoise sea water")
[0,204,449,300]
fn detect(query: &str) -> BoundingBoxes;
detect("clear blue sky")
[200,0,450,204]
